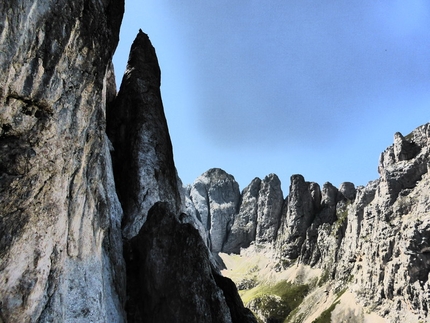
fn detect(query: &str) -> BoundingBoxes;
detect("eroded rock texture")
[187,171,284,255]
[223,177,261,253]
[0,0,125,322]
[331,124,430,322]
[255,174,284,244]
[289,125,430,322]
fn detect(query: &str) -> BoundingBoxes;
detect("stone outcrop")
[0,1,125,322]
[276,175,322,259]
[187,171,284,255]
[187,124,430,321]
[330,124,430,322]
[223,177,261,253]
[255,174,284,244]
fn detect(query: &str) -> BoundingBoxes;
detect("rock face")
[331,124,430,322]
[223,177,261,253]
[255,174,284,244]
[107,30,182,240]
[0,1,125,322]
[187,171,284,255]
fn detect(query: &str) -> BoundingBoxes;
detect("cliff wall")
[0,1,125,322]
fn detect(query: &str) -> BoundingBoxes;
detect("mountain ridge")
[186,123,430,322]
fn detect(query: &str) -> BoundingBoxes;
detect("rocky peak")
[338,181,356,201]
[107,34,255,322]
[221,174,284,254]
[107,30,182,240]
[223,177,262,254]
[275,175,322,258]
[393,131,421,162]
[378,127,429,204]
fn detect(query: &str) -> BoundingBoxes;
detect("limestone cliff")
[188,168,241,253]
[0,0,125,322]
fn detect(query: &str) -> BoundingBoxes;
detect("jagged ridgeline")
[0,1,430,323]
[185,125,430,323]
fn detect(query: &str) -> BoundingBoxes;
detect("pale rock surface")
[0,0,126,322]
[214,124,430,322]
[188,172,284,255]
[188,168,241,253]
[289,124,430,322]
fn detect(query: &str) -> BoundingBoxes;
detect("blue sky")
[113,0,430,192]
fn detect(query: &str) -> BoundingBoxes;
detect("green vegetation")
[311,301,339,323]
[241,280,309,323]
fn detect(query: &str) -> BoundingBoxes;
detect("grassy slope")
[220,246,387,323]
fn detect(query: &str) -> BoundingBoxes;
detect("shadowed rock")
[124,202,256,323]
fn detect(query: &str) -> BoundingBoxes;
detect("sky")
[113,0,430,193]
